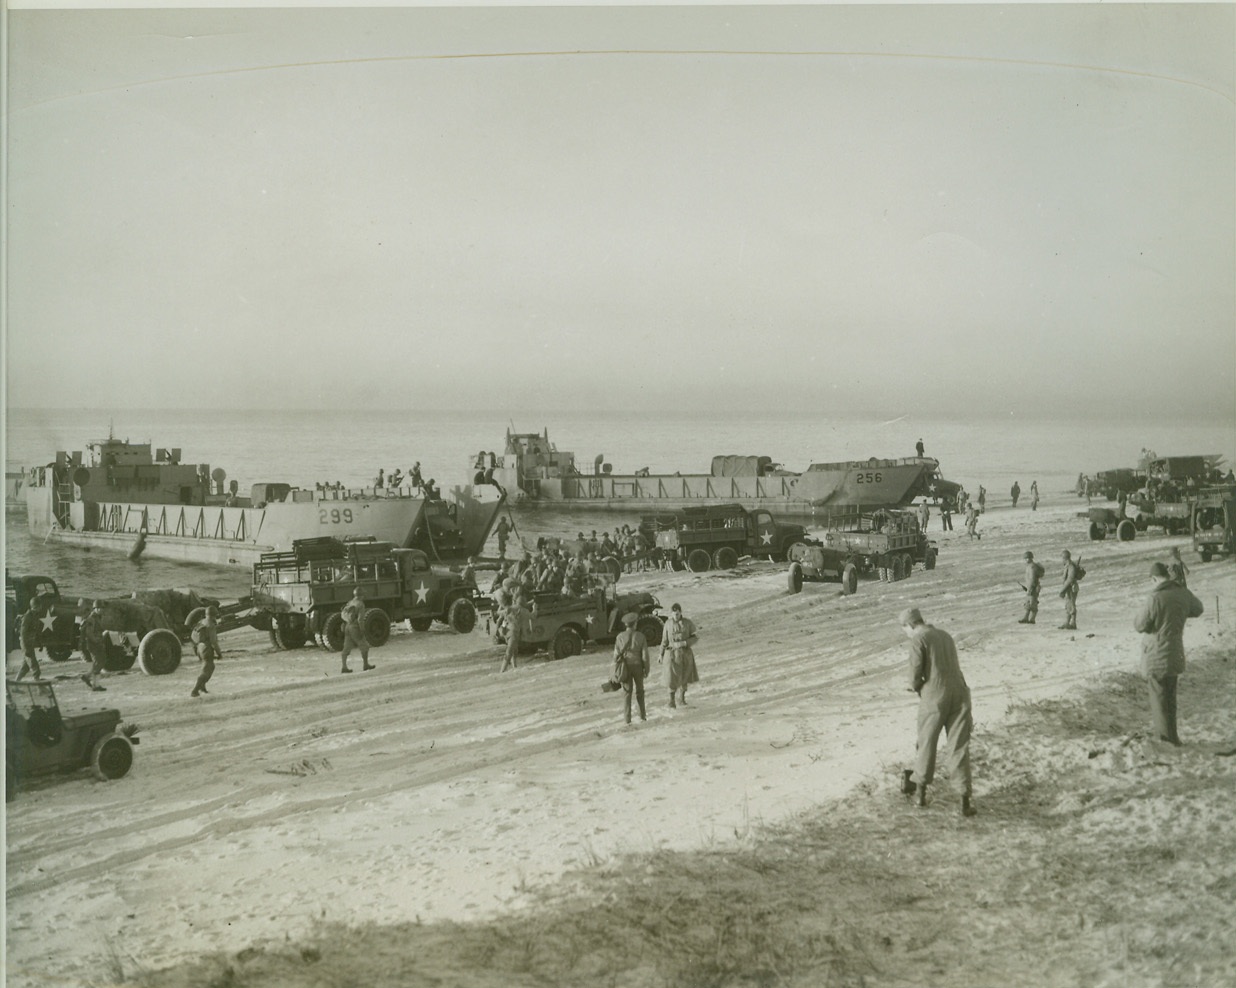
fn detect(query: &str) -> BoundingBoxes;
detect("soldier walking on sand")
[898,608,976,817]
[495,516,512,560]
[1059,550,1080,630]
[499,598,530,672]
[1018,551,1044,624]
[1030,480,1040,511]
[917,500,930,531]
[340,589,375,674]
[659,603,700,709]
[190,605,220,698]
[79,600,108,692]
[1011,481,1021,508]
[964,504,981,540]
[1134,562,1203,746]
[940,499,953,531]
[16,599,44,681]
[613,612,650,724]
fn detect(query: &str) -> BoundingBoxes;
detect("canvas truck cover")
[710,455,772,477]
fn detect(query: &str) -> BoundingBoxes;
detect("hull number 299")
[855,472,884,484]
[320,508,355,525]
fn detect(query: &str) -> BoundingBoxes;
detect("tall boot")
[669,691,677,709]
[901,769,916,796]
[678,689,687,707]
[962,793,977,817]
[915,783,927,808]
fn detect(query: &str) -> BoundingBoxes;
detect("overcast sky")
[4,4,1234,419]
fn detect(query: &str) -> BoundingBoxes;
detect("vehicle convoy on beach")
[20,434,504,568]
[249,536,487,650]
[6,678,140,800]
[1085,499,1192,542]
[642,503,809,572]
[5,573,187,675]
[491,585,665,660]
[471,427,961,517]
[785,509,937,594]
[1192,487,1236,562]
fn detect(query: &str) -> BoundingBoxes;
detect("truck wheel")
[670,557,686,572]
[600,556,623,581]
[784,542,805,563]
[408,616,433,632]
[45,644,74,662]
[1200,549,1212,562]
[924,549,937,571]
[138,629,182,676]
[318,612,344,651]
[362,608,391,647]
[687,549,712,572]
[448,598,478,634]
[841,563,858,595]
[636,616,663,647]
[1089,522,1105,541]
[1117,519,1136,542]
[900,553,914,579]
[551,625,583,660]
[91,734,134,781]
[274,616,309,649]
[269,627,282,650]
[891,555,906,581]
[712,546,738,570]
[788,563,804,594]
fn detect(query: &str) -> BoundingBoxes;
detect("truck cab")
[1192,488,1236,561]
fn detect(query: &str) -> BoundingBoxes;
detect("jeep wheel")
[636,616,663,647]
[1117,519,1137,542]
[92,734,134,781]
[686,549,712,573]
[448,598,478,634]
[138,629,182,676]
[320,612,345,651]
[713,546,738,570]
[841,563,858,596]
[551,625,583,660]
[788,562,804,594]
[1088,522,1106,541]
[362,608,391,647]
[45,644,74,662]
[274,616,309,650]
[408,616,433,632]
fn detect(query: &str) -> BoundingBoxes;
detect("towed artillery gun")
[249,536,487,651]
[786,509,937,594]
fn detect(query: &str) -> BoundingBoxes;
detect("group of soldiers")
[606,603,701,725]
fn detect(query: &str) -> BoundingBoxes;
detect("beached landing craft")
[23,436,503,568]
[469,428,960,520]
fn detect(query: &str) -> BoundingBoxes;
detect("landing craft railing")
[87,501,266,544]
[562,474,799,500]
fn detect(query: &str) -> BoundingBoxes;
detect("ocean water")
[5,406,1234,599]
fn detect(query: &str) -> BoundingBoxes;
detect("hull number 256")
[854,472,884,484]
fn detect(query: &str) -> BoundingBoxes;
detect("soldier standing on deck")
[16,600,44,681]
[1018,551,1044,624]
[340,589,375,674]
[1059,550,1080,630]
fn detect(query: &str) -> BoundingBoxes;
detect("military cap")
[621,612,638,626]
[1023,551,1034,560]
[898,607,924,627]
[1150,562,1169,578]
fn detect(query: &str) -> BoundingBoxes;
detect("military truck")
[1192,487,1236,562]
[4,572,185,675]
[1085,495,1193,542]
[642,503,808,572]
[491,586,665,660]
[6,678,140,799]
[250,536,487,651]
[786,509,937,594]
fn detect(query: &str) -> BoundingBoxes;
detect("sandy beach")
[5,491,1234,987]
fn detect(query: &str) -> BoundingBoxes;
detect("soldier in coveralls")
[613,613,650,724]
[340,589,375,674]
[1059,550,1080,630]
[899,608,976,817]
[1134,562,1203,745]
[190,605,220,697]
[659,603,699,708]
[79,601,108,692]
[1018,551,1044,624]
[16,599,44,681]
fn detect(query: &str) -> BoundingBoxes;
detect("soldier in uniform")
[340,589,375,674]
[917,500,930,531]
[1011,481,1021,507]
[190,605,221,698]
[495,517,512,560]
[659,603,699,708]
[612,612,650,725]
[1018,551,1044,624]
[1059,550,1080,630]
[79,600,108,692]
[16,599,44,681]
[899,607,976,817]
[1135,562,1204,745]
[1030,480,1040,511]
[499,598,530,673]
